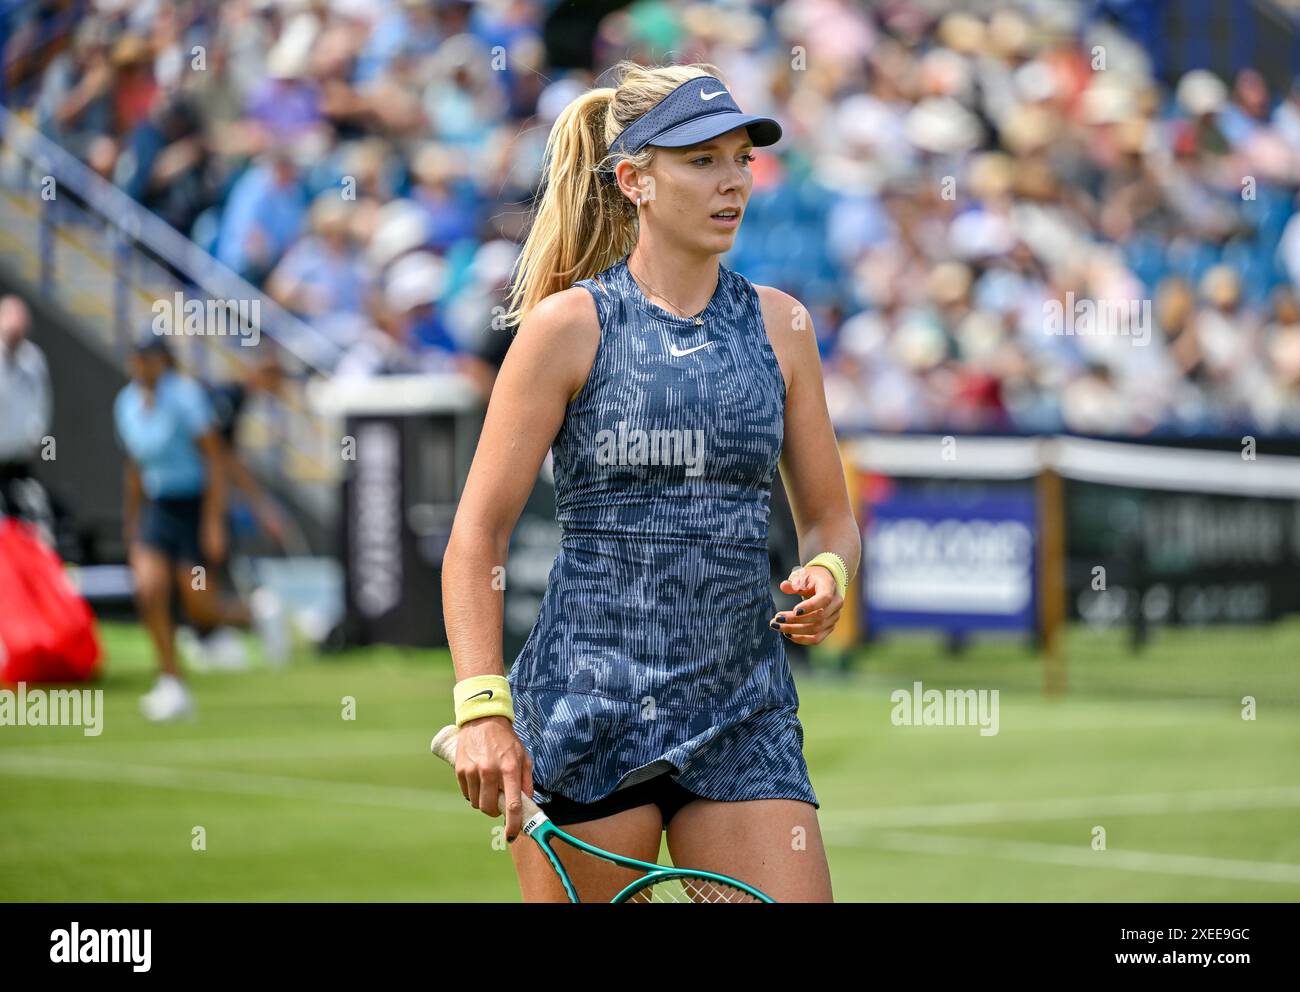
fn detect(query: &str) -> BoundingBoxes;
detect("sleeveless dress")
[506,255,819,810]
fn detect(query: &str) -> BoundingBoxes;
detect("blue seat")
[1166,240,1219,285]
[1123,235,1166,292]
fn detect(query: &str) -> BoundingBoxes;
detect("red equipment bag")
[0,516,102,684]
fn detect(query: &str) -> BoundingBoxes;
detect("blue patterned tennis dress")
[506,254,818,810]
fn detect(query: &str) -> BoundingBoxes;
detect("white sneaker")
[251,587,291,668]
[205,627,251,671]
[176,627,212,673]
[140,674,196,722]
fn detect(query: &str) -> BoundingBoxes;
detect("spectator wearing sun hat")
[336,251,460,377]
[267,192,373,329]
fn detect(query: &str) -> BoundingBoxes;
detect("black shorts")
[138,495,204,564]
[538,773,703,829]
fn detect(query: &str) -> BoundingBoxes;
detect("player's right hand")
[455,715,534,842]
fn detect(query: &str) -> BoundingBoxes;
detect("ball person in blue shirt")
[114,336,256,720]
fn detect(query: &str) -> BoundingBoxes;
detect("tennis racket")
[430,724,774,903]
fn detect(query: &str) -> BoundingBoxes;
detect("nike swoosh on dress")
[669,342,713,357]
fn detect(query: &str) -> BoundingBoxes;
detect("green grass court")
[2,621,1298,901]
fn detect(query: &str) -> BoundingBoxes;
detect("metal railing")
[0,104,345,524]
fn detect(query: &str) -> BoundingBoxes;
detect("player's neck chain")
[627,258,711,326]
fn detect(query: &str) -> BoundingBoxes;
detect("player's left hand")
[770,565,843,645]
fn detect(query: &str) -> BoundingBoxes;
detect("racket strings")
[630,874,762,903]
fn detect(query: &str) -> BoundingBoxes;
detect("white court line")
[0,754,465,814]
[11,729,423,761]
[823,785,1300,829]
[823,828,1300,886]
[4,752,1299,841]
[808,713,1237,738]
[4,760,1295,888]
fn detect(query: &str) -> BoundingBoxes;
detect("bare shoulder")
[753,284,819,395]
[754,284,816,338]
[517,285,601,345]
[507,285,602,404]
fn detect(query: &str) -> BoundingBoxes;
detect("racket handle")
[430,723,544,825]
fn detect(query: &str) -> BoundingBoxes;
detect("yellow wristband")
[804,552,849,599]
[453,675,514,728]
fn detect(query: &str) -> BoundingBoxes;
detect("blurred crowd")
[5,0,1300,436]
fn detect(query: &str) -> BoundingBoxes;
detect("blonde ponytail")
[502,60,723,328]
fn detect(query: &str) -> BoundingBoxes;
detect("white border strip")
[1054,436,1300,497]
[845,435,1042,479]
[845,434,1300,497]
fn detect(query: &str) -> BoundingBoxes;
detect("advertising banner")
[862,475,1038,636]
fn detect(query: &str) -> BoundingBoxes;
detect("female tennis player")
[441,61,860,902]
